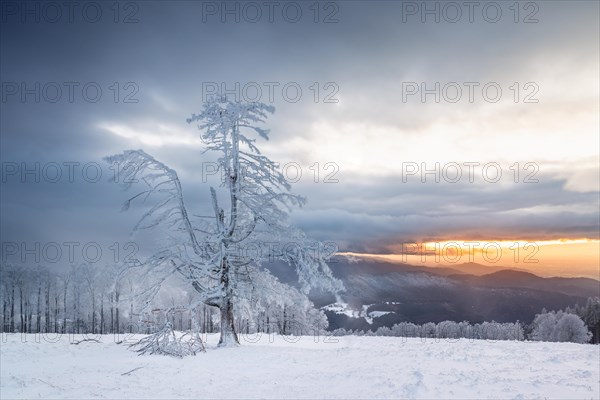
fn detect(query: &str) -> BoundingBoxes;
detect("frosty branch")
[104,96,343,348]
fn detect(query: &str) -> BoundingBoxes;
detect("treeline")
[0,263,172,334]
[2,263,597,344]
[0,263,327,336]
[332,321,525,341]
[330,299,599,344]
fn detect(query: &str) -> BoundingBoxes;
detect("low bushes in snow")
[332,311,593,344]
[333,320,525,341]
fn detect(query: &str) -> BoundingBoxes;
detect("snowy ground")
[1,333,598,399]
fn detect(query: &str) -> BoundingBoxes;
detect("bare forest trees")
[0,263,134,335]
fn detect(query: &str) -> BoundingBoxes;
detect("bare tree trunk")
[218,296,238,347]
[26,298,31,333]
[129,303,133,334]
[54,294,59,333]
[110,295,114,334]
[10,287,15,332]
[2,297,7,332]
[91,297,96,334]
[45,282,50,333]
[27,308,32,333]
[218,257,239,347]
[100,296,104,335]
[115,289,120,334]
[36,286,41,333]
[63,286,67,334]
[73,289,78,334]
[19,288,24,333]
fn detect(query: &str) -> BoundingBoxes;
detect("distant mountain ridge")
[448,269,600,298]
[429,262,532,276]
[303,257,599,331]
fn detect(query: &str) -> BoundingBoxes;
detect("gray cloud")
[1,1,598,264]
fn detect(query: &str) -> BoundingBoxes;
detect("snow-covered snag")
[104,96,343,349]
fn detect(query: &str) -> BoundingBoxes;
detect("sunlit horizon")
[340,238,600,279]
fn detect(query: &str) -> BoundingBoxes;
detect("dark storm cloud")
[1,0,598,264]
[290,172,599,253]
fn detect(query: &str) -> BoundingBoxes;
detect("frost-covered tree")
[530,311,557,342]
[553,313,592,343]
[237,272,328,335]
[530,310,591,344]
[105,96,343,347]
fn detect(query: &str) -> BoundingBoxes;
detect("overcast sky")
[1,1,598,274]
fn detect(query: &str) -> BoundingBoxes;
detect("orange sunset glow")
[342,238,600,278]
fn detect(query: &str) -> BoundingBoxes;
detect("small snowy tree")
[105,96,343,348]
[531,310,591,344]
[552,313,592,343]
[530,311,558,342]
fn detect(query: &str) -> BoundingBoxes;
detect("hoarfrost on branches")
[531,310,592,344]
[105,96,343,348]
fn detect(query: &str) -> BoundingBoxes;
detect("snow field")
[1,333,598,399]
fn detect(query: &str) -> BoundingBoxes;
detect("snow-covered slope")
[1,333,598,399]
